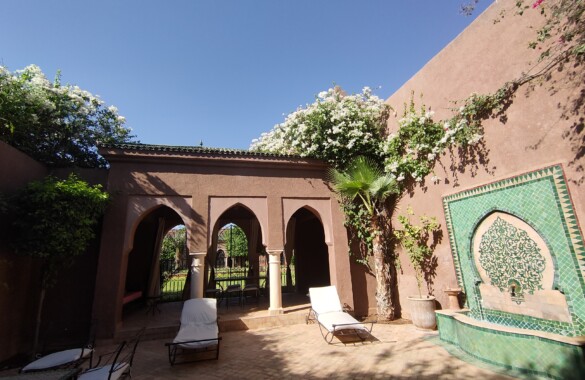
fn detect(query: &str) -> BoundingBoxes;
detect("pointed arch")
[208,197,268,248]
[123,196,193,254]
[282,198,333,245]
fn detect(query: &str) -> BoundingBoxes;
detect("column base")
[268,307,284,316]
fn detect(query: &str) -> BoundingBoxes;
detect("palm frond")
[346,156,382,185]
[370,174,399,200]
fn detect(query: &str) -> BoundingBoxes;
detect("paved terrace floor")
[0,294,518,379]
[113,293,515,379]
[114,322,516,379]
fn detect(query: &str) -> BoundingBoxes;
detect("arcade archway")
[124,205,186,316]
[285,207,330,295]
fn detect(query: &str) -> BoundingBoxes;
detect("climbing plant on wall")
[251,89,488,320]
[251,0,582,320]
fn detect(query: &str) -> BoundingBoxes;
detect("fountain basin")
[436,310,585,379]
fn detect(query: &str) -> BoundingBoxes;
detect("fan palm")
[329,156,400,320]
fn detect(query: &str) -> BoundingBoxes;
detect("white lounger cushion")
[317,311,367,332]
[78,362,129,380]
[22,348,93,372]
[180,298,217,325]
[173,322,219,349]
[173,298,219,349]
[309,285,343,314]
[309,286,367,332]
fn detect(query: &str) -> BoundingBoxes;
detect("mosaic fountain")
[438,165,585,378]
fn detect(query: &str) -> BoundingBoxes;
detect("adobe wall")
[377,0,584,319]
[0,142,107,362]
[93,148,355,337]
[0,142,47,362]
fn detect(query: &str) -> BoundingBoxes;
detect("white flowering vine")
[250,86,391,169]
[0,65,135,168]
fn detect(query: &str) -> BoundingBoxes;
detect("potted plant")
[394,206,441,330]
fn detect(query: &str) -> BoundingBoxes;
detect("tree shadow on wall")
[521,54,585,184]
[423,228,443,297]
[446,140,495,188]
[121,171,205,238]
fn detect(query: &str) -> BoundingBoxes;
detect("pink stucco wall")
[0,142,48,361]
[383,0,584,318]
[92,147,355,337]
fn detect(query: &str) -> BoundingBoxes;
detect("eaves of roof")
[97,143,328,169]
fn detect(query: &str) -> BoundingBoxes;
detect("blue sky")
[1,0,491,149]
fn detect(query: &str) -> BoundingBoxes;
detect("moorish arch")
[285,206,331,295]
[208,197,268,248]
[282,198,333,245]
[123,195,194,255]
[123,204,186,324]
[207,205,264,291]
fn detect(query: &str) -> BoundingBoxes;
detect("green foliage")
[381,93,488,188]
[0,65,136,168]
[394,207,441,298]
[218,224,248,257]
[329,157,400,269]
[341,201,376,266]
[250,87,391,170]
[161,226,186,261]
[329,156,399,216]
[6,174,109,287]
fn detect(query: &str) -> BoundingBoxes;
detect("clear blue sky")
[1,0,491,149]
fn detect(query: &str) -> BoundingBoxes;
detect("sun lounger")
[307,285,374,344]
[21,346,93,373]
[78,328,143,380]
[165,298,221,365]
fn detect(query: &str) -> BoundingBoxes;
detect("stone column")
[190,252,206,298]
[267,249,283,315]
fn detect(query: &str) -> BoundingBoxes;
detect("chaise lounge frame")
[306,285,374,344]
[165,298,222,365]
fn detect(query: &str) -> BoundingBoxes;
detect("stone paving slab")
[115,323,516,379]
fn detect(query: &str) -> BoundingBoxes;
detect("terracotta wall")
[92,151,356,337]
[0,142,107,362]
[0,142,47,362]
[376,0,584,319]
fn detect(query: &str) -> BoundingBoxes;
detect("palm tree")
[329,156,400,321]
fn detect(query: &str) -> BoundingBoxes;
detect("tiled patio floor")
[0,294,519,379]
[110,322,515,379]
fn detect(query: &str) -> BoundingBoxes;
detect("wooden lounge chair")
[307,285,374,344]
[165,298,221,365]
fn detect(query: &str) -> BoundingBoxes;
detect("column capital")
[189,252,206,269]
[266,249,283,256]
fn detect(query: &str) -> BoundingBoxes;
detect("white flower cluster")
[380,105,484,185]
[3,65,130,128]
[250,87,389,166]
[1,64,134,166]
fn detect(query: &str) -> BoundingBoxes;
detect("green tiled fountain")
[440,164,585,379]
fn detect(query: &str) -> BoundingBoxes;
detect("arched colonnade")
[91,144,354,338]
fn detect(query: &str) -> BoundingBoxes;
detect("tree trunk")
[372,217,396,321]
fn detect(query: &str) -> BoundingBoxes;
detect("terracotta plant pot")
[408,295,437,330]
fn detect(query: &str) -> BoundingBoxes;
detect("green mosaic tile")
[443,165,585,336]
[437,312,585,379]
[482,309,574,336]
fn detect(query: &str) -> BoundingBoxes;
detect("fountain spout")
[509,283,516,297]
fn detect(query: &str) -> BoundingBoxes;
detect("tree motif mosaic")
[478,216,546,302]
